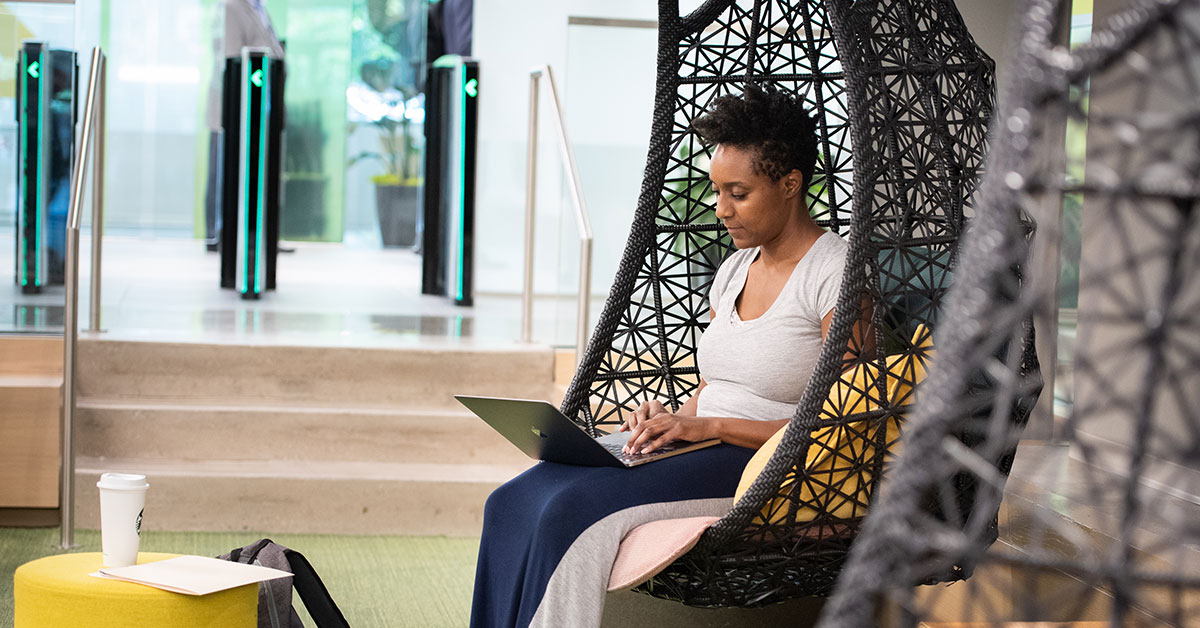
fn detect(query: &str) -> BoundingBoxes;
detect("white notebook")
[94,555,291,596]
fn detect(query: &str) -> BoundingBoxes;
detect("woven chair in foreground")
[819,0,1200,625]
[559,0,1039,608]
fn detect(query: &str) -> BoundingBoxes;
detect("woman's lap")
[471,443,755,628]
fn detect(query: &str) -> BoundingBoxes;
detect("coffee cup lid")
[96,472,149,491]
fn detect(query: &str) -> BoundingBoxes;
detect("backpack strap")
[227,538,276,565]
[283,548,351,628]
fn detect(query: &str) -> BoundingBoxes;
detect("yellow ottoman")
[14,552,258,628]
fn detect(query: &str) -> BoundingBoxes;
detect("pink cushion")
[607,516,720,591]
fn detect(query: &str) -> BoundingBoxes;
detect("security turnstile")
[422,55,478,306]
[14,42,76,294]
[219,48,284,300]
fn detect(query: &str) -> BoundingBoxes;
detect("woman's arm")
[622,374,786,452]
[824,293,876,364]
[626,411,789,453]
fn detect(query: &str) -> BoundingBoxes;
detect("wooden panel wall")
[0,336,62,508]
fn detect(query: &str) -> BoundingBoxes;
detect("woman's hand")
[620,399,668,434]
[624,412,716,454]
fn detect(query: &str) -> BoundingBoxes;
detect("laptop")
[454,395,720,468]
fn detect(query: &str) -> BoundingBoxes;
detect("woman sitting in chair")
[471,85,851,628]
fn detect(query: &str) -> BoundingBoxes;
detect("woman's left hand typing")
[624,413,716,454]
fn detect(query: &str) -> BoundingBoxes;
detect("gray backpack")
[219,538,350,628]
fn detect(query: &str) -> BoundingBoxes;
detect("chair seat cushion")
[607,515,721,591]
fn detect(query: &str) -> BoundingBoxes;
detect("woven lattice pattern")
[819,0,1200,625]
[559,0,1005,606]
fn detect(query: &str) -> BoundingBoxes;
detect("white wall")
[472,1,709,300]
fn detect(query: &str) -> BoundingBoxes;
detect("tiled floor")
[2,235,600,348]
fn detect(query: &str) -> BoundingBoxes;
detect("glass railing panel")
[549,18,657,348]
[0,1,75,335]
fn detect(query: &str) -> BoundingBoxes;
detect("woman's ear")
[782,170,805,198]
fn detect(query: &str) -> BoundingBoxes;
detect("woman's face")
[708,144,803,249]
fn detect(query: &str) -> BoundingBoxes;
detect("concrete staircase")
[72,337,556,536]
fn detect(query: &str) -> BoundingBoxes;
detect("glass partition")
[345,0,426,248]
[545,19,657,346]
[0,1,74,334]
[265,0,353,243]
[85,0,212,237]
[0,0,456,343]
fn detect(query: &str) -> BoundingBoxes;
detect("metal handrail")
[61,47,106,549]
[89,54,106,332]
[522,65,594,366]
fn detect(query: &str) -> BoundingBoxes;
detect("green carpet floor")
[0,527,478,628]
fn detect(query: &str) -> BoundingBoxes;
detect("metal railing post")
[577,239,592,363]
[521,65,593,365]
[88,55,106,332]
[61,47,104,549]
[522,72,539,344]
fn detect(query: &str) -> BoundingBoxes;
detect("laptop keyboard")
[600,439,682,465]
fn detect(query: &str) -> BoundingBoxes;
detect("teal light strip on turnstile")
[256,61,269,295]
[16,50,45,288]
[33,48,44,288]
[16,51,27,286]
[241,58,256,295]
[455,64,467,302]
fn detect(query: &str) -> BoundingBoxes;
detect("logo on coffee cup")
[136,508,143,536]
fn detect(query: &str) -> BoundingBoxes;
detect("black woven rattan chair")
[818,0,1200,625]
[558,0,1035,608]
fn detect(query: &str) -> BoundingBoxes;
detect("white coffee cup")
[96,473,149,568]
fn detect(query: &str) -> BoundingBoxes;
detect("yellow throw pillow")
[733,325,934,524]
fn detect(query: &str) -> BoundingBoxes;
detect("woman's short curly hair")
[692,84,819,185]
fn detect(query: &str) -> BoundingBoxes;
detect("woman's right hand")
[621,399,667,434]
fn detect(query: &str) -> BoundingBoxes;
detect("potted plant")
[347,0,427,248]
[282,101,328,240]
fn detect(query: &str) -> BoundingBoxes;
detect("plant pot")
[282,173,328,240]
[375,183,420,248]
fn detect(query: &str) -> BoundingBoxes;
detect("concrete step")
[0,376,62,508]
[76,400,533,466]
[74,457,534,537]
[67,338,559,534]
[76,337,556,410]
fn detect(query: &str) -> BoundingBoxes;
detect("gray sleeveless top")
[695,231,847,421]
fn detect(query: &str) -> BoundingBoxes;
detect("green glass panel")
[269,0,352,243]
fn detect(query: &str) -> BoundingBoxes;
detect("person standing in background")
[204,0,285,251]
[428,0,472,59]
